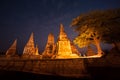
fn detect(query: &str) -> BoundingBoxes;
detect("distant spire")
[23,32,36,55]
[55,24,80,59]
[47,33,54,44]
[25,32,34,49]
[27,32,34,45]
[60,24,64,33]
[42,33,55,58]
[6,39,17,56]
[59,24,68,40]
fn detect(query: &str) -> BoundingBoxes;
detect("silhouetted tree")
[71,8,120,55]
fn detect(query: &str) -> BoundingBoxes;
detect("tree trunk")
[94,37,103,56]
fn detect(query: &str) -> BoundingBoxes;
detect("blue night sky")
[0,0,120,53]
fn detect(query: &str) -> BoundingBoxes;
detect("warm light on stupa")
[4,23,103,59]
[55,24,80,59]
[23,32,39,57]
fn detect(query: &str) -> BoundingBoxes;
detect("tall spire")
[47,33,54,44]
[55,24,80,59]
[42,33,55,58]
[59,24,68,40]
[56,24,72,58]
[23,32,36,55]
[6,39,17,56]
[27,32,34,47]
[60,24,64,33]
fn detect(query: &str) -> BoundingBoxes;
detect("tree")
[71,8,120,56]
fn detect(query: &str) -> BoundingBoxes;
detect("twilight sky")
[0,0,120,53]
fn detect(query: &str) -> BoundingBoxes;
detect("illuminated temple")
[55,24,80,59]
[5,24,82,59]
[23,33,39,56]
[42,24,80,59]
[42,33,55,58]
[6,39,17,56]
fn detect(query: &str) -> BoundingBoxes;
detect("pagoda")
[42,33,55,58]
[55,24,80,59]
[6,39,17,56]
[23,33,39,56]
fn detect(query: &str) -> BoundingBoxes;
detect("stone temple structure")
[41,24,80,59]
[23,33,39,56]
[42,33,55,58]
[55,24,80,59]
[6,39,17,56]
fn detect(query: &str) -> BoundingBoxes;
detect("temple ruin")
[23,32,39,56]
[55,24,80,59]
[6,39,17,56]
[4,24,82,59]
[41,24,80,59]
[42,33,55,58]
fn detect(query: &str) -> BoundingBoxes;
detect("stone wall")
[85,55,120,67]
[0,57,89,78]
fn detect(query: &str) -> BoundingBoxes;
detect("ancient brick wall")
[0,57,89,78]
